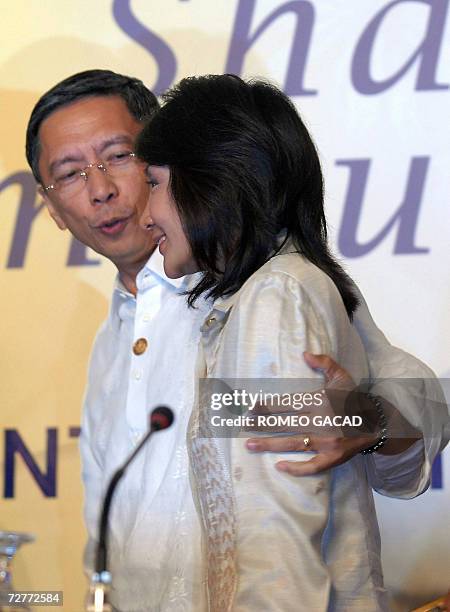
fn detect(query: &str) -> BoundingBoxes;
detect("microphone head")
[150,406,174,432]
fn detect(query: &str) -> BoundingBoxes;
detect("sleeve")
[209,272,336,611]
[79,409,102,575]
[79,323,108,576]
[352,286,449,498]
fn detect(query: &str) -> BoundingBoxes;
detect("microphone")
[149,406,174,431]
[85,406,174,612]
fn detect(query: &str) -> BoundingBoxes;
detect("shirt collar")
[112,248,183,301]
[109,249,205,326]
[143,248,185,290]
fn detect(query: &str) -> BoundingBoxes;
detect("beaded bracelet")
[360,393,388,455]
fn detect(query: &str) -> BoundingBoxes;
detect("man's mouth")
[96,216,131,235]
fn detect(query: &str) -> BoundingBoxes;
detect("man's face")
[38,95,156,272]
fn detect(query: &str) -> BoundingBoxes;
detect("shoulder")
[207,253,348,333]
[235,253,344,313]
[203,255,339,377]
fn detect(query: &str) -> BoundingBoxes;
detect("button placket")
[126,277,162,432]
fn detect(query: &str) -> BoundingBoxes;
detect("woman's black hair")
[136,74,358,317]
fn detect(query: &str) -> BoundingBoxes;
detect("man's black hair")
[26,69,159,183]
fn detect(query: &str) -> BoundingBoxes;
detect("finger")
[246,435,315,453]
[244,414,312,434]
[275,453,337,476]
[244,422,310,433]
[303,351,336,377]
[303,351,352,387]
[251,402,311,416]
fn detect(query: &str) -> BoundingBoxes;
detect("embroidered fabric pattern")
[164,444,191,611]
[188,387,238,612]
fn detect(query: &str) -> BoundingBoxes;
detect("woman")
[137,75,386,611]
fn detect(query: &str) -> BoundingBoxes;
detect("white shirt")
[81,249,447,611]
[80,250,210,611]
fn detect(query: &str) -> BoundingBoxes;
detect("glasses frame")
[43,152,137,193]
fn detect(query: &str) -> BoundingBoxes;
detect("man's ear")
[38,186,67,230]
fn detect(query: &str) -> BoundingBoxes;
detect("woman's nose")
[139,198,154,230]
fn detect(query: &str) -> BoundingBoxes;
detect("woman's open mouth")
[157,234,167,253]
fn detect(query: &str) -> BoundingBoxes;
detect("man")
[26,70,448,610]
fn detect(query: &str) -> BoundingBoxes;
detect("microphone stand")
[85,407,174,612]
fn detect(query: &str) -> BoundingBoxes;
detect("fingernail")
[276,462,288,472]
[246,440,261,451]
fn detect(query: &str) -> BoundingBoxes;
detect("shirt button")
[142,313,151,322]
[133,370,142,380]
[131,430,143,446]
[206,316,216,327]
[133,338,148,355]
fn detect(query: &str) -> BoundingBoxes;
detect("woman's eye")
[145,171,158,188]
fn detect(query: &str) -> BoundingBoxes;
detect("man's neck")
[117,261,145,296]
[115,246,157,295]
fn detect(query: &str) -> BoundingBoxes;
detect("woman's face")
[140,165,198,278]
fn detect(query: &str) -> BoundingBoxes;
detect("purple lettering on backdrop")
[67,238,101,267]
[2,172,43,268]
[226,0,317,95]
[431,452,443,488]
[1,171,100,268]
[4,428,57,498]
[112,0,177,95]
[352,0,449,94]
[337,157,430,257]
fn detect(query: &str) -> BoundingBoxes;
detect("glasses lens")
[104,153,138,176]
[54,173,85,198]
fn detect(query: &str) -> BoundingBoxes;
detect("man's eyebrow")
[97,135,135,154]
[48,136,135,177]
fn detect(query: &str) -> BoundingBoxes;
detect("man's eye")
[56,169,80,184]
[146,178,158,188]
[108,151,132,164]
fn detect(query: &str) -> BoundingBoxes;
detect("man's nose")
[87,168,118,205]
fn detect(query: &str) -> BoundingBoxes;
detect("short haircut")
[136,74,358,317]
[26,69,159,183]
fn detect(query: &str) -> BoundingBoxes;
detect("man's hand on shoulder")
[245,352,421,476]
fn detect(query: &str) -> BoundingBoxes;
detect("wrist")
[360,393,388,455]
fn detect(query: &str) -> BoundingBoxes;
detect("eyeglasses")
[43,152,139,199]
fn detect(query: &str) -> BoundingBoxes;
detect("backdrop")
[1,1,449,610]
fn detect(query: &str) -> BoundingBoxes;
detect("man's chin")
[96,244,156,268]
